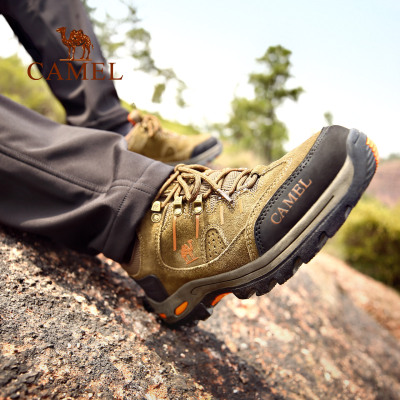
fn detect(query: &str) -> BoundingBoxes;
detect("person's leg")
[0,0,129,134]
[0,95,378,326]
[0,95,173,262]
[0,0,223,162]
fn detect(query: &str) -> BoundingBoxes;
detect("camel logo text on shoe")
[26,26,123,81]
[270,178,312,225]
[180,240,199,265]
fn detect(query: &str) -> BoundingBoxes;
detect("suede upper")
[124,131,321,295]
[125,111,214,164]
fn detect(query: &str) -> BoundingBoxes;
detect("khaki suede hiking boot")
[125,110,222,165]
[123,126,379,325]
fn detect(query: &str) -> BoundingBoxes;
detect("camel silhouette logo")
[180,240,199,265]
[56,27,94,61]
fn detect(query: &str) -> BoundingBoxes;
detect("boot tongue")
[161,167,250,205]
[200,169,243,194]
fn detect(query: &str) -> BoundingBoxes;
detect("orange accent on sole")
[211,292,231,306]
[175,301,188,316]
[220,205,224,225]
[366,137,379,170]
[159,313,167,319]
[173,215,177,251]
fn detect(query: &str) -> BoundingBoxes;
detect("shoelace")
[154,164,259,210]
[152,164,260,252]
[136,114,161,137]
[128,110,176,138]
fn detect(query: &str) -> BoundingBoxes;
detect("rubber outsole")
[145,129,377,326]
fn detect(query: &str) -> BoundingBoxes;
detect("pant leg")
[0,0,129,132]
[0,95,173,262]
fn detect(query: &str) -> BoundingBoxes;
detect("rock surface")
[1,226,400,400]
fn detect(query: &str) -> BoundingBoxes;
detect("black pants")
[0,1,173,262]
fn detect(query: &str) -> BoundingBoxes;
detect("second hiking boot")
[125,110,222,165]
[123,125,378,325]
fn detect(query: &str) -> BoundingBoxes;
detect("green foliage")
[221,45,303,163]
[337,198,400,290]
[151,83,166,104]
[384,153,400,161]
[83,0,186,106]
[93,13,126,58]
[324,111,333,125]
[0,55,65,122]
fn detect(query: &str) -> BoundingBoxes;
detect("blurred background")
[0,0,399,291]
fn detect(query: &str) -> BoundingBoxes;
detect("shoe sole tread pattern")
[147,129,377,326]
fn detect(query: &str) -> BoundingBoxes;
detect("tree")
[224,45,303,162]
[82,0,186,106]
[324,111,333,125]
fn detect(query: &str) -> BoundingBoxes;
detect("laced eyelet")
[151,201,161,223]
[194,194,203,214]
[152,164,261,217]
[173,196,183,216]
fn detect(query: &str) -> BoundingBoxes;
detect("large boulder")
[1,226,399,399]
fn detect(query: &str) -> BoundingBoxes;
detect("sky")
[1,0,399,158]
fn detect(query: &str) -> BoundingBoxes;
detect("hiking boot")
[125,110,222,165]
[123,126,378,325]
